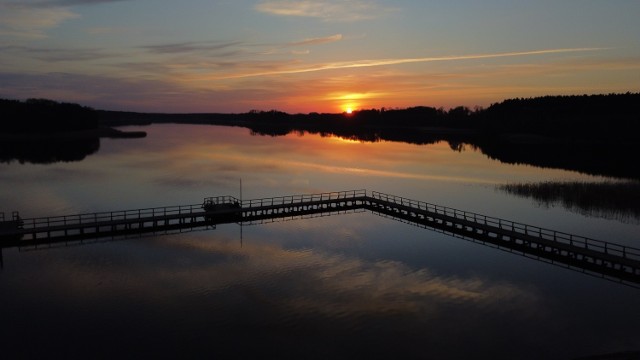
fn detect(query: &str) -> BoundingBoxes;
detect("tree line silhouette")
[476,93,640,141]
[232,93,640,142]
[0,98,98,133]
[3,94,639,175]
[3,94,638,139]
[0,98,146,164]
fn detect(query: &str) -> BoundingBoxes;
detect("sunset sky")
[1,0,639,113]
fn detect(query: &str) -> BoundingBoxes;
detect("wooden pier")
[0,195,238,248]
[1,190,639,285]
[364,191,640,285]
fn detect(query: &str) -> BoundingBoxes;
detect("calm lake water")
[1,124,638,359]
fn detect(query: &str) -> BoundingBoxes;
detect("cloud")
[1,45,111,62]
[0,70,296,113]
[22,0,130,6]
[207,47,607,80]
[0,44,621,114]
[255,0,395,21]
[288,34,343,47]
[85,26,131,35]
[0,0,130,38]
[0,3,78,38]
[141,41,244,55]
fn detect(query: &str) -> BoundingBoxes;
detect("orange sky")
[1,1,639,113]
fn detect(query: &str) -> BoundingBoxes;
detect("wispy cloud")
[0,0,130,39]
[0,2,78,38]
[20,0,130,7]
[1,45,111,62]
[204,48,607,80]
[138,35,342,60]
[255,0,395,22]
[141,41,244,55]
[85,26,129,35]
[0,70,226,112]
[288,34,342,47]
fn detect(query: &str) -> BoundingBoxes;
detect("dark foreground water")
[1,124,638,359]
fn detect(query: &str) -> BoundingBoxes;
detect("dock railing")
[0,212,20,223]
[17,203,208,233]
[202,195,241,209]
[370,191,640,262]
[4,189,640,265]
[239,189,367,209]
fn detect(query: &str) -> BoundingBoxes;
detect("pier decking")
[1,189,639,285]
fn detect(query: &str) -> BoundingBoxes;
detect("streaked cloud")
[21,0,130,6]
[288,33,343,46]
[255,0,395,22]
[141,41,244,55]
[85,26,131,35]
[49,233,537,315]
[51,0,128,4]
[0,45,111,62]
[0,0,131,39]
[203,47,607,80]
[0,0,638,113]
[0,43,616,114]
[0,2,78,38]
[156,33,344,59]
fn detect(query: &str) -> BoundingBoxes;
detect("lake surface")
[1,124,638,359]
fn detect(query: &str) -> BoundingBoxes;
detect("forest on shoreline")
[1,93,639,178]
[0,98,144,164]
[94,93,640,179]
[1,98,98,133]
[2,93,638,142]
[96,92,640,143]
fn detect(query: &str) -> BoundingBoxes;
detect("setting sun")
[346,107,353,114]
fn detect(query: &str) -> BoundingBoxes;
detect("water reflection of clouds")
[34,233,539,323]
